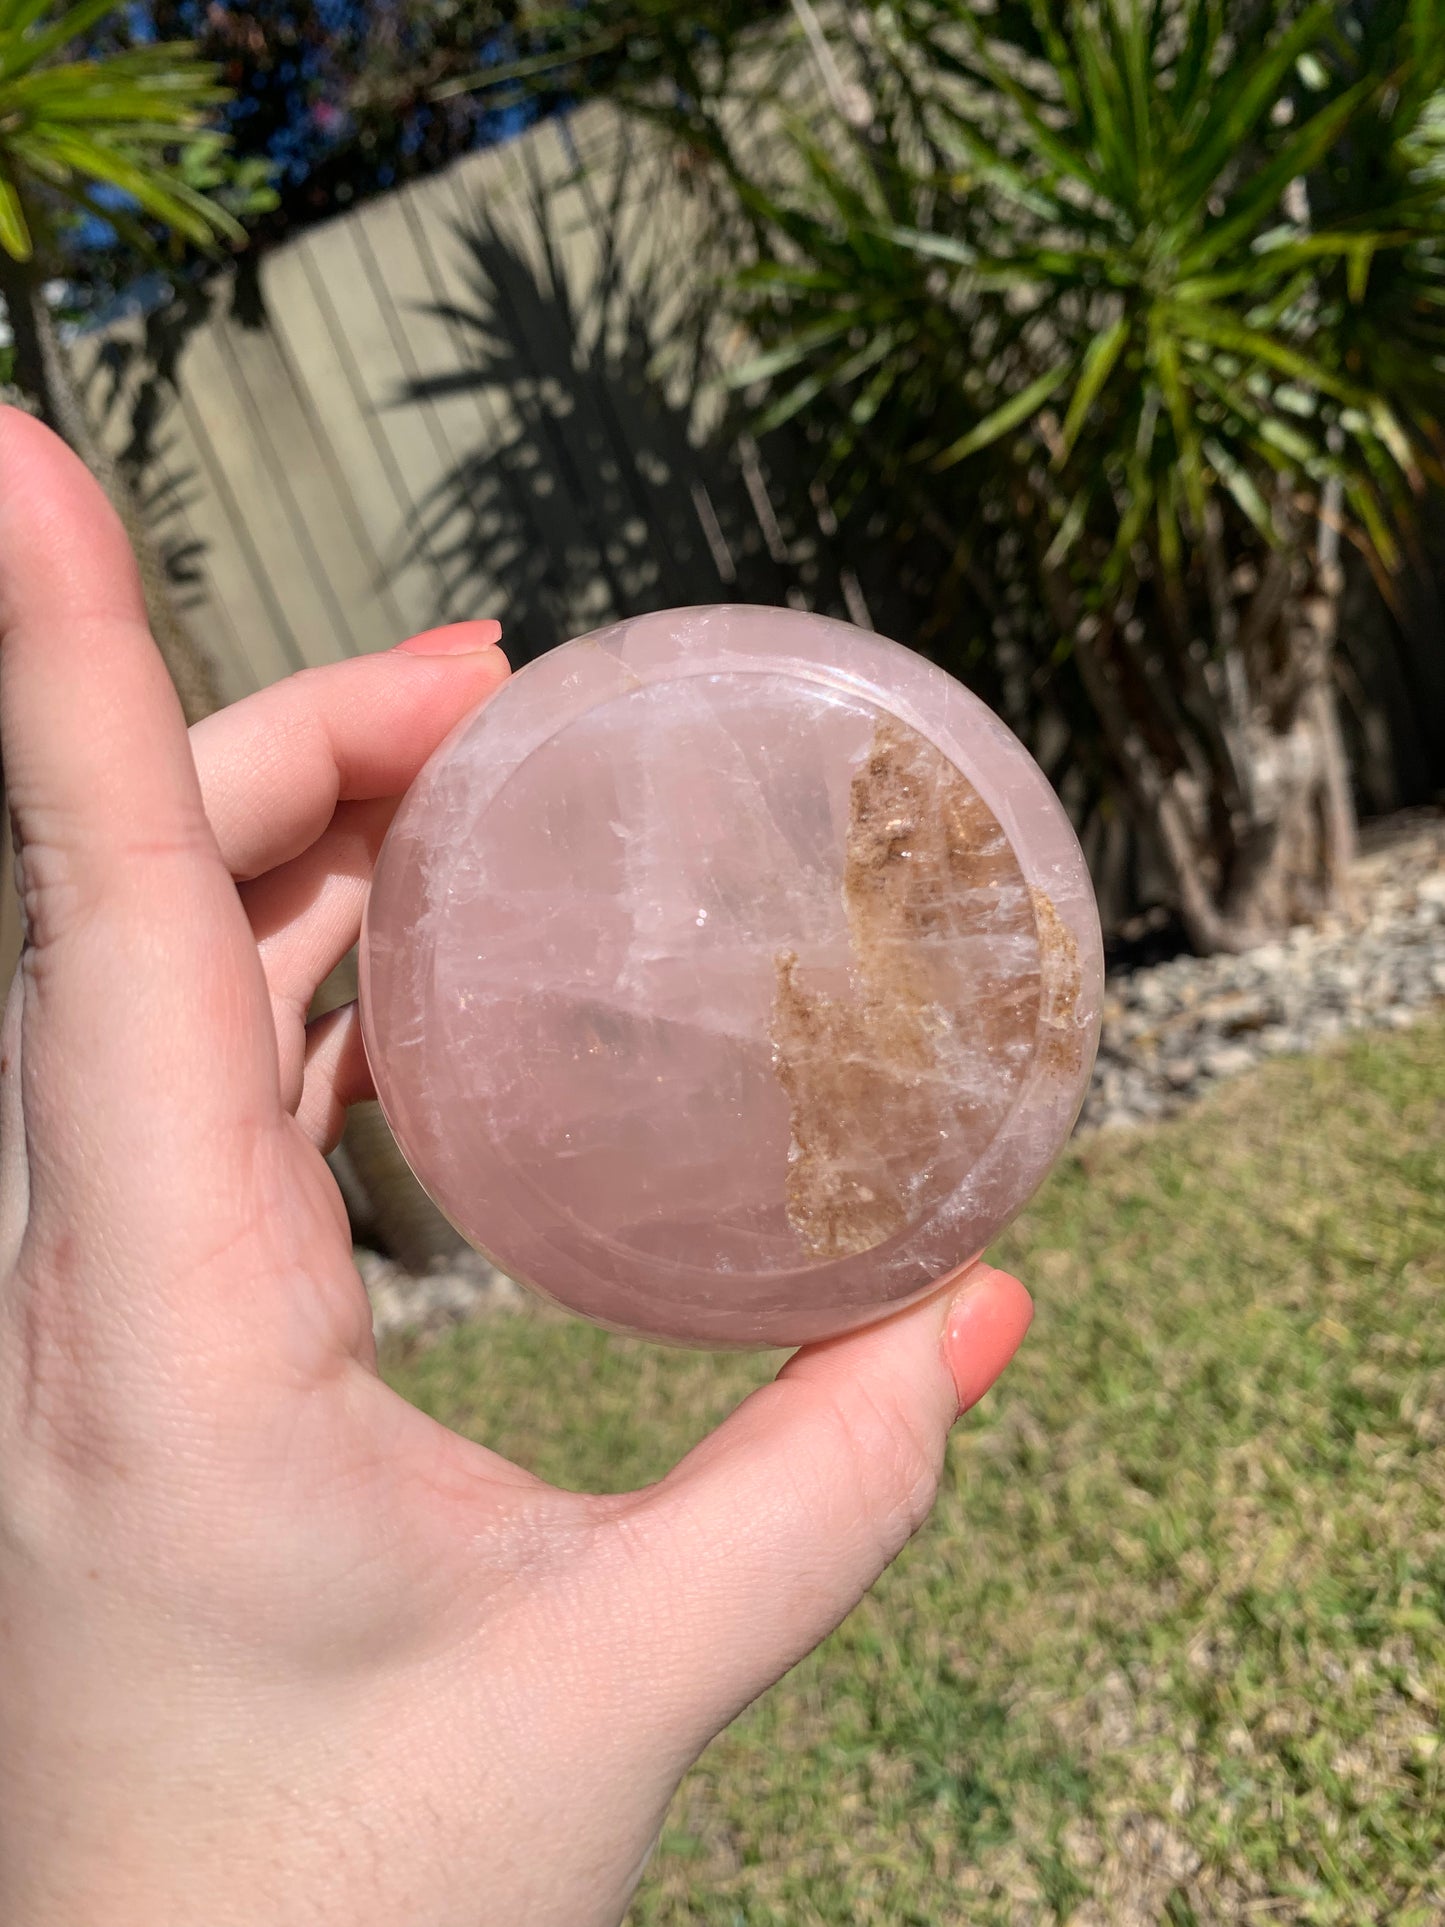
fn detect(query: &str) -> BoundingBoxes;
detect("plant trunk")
[339,1101,469,1276]
[1052,546,1357,956]
[1216,724,1349,940]
[0,246,221,727]
[1214,500,1356,941]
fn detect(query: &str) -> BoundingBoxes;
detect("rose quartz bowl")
[360,605,1102,1347]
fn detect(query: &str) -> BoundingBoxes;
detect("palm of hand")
[0,413,1029,1927]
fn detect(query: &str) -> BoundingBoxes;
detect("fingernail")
[395,620,503,656]
[944,1266,1034,1417]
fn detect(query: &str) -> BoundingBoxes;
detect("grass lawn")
[384,1015,1445,1926]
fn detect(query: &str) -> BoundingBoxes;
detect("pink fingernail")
[395,620,503,656]
[944,1267,1034,1416]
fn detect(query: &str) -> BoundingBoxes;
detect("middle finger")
[241,795,394,1107]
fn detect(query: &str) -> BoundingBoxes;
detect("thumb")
[610,1264,1032,1750]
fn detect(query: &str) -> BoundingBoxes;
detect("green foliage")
[441,3,808,209]
[438,2,786,113]
[0,0,260,263]
[386,1015,1445,1924]
[490,0,1445,938]
[174,130,279,229]
[721,0,1445,599]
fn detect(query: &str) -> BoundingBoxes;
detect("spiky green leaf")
[0,164,30,258]
[932,360,1073,469]
[1057,315,1130,462]
[13,125,243,245]
[0,0,129,85]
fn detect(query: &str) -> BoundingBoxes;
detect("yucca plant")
[717,0,1445,949]
[0,0,263,721]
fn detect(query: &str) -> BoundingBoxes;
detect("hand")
[0,411,1032,1927]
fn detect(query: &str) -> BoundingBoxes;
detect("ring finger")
[295,999,373,1153]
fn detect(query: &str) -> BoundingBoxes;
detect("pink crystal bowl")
[359,605,1103,1347]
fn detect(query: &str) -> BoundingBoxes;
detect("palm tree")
[0,0,251,721]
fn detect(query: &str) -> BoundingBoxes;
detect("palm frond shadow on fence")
[80,327,217,624]
[385,151,877,668]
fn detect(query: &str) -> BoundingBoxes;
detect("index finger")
[0,410,276,1197]
[189,624,506,881]
[0,410,222,933]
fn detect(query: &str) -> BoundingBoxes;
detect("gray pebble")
[1083,821,1445,1133]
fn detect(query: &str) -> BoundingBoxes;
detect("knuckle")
[278,667,341,746]
[12,799,218,956]
[15,832,90,952]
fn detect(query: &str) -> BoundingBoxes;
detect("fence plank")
[73,320,261,705]
[400,158,563,662]
[350,180,511,635]
[459,132,618,621]
[174,320,328,683]
[262,229,442,640]
[214,293,397,660]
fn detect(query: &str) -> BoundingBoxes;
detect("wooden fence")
[71,100,866,699]
[0,93,1438,999]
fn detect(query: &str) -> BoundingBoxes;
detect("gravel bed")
[361,810,1445,1334]
[357,1244,523,1344]
[1080,810,1445,1133]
